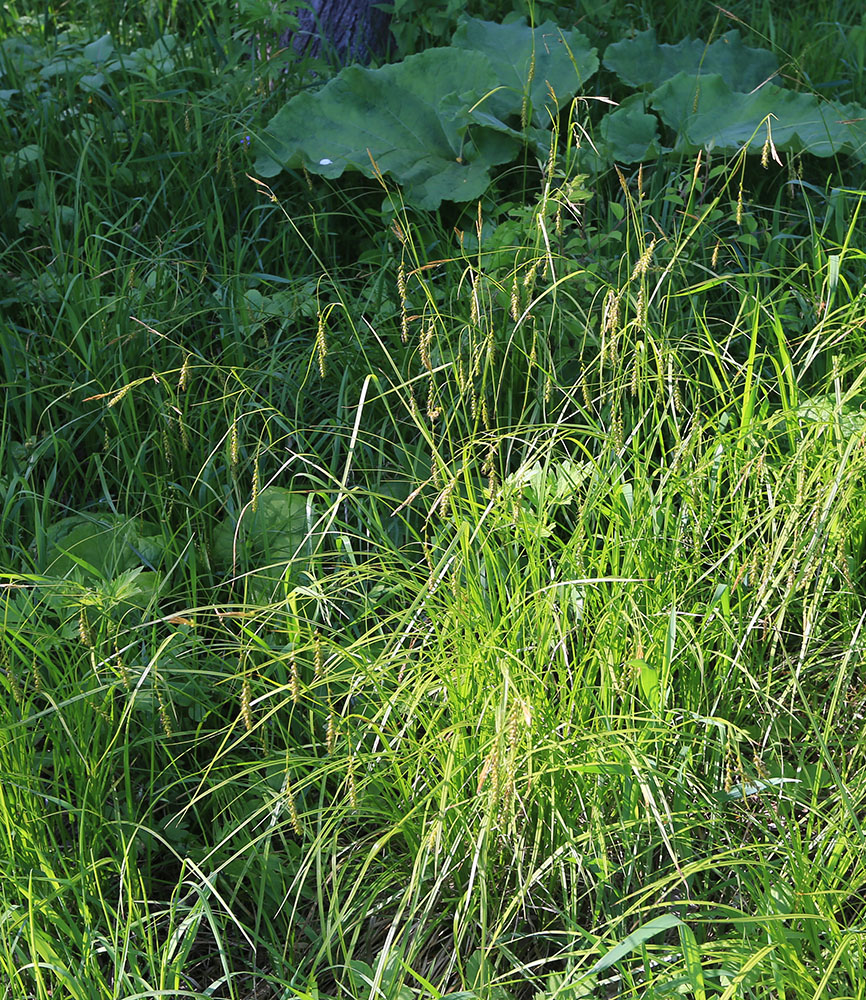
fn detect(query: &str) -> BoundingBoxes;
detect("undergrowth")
[1,1,865,998]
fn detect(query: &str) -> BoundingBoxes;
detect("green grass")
[1,1,866,997]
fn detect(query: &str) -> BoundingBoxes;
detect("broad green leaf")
[715,776,800,803]
[39,54,83,79]
[796,395,866,440]
[504,458,590,507]
[679,923,707,1000]
[101,566,162,609]
[255,47,520,209]
[79,72,105,91]
[142,33,178,71]
[14,206,41,230]
[451,17,599,125]
[460,105,552,158]
[550,458,591,502]
[256,19,599,208]
[587,914,683,976]
[83,33,114,64]
[4,143,42,170]
[41,514,164,580]
[599,94,662,162]
[604,29,778,91]
[651,73,866,161]
[213,487,314,596]
[635,659,660,711]
[0,37,40,75]
[104,34,178,75]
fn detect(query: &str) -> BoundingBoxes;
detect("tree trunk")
[280,0,392,66]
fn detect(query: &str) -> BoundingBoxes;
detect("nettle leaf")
[604,29,778,92]
[504,458,590,508]
[451,17,598,125]
[651,73,866,161]
[255,46,520,209]
[100,566,162,609]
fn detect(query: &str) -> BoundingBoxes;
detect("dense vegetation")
[1,0,865,997]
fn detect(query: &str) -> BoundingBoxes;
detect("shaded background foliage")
[1,0,866,998]
[278,0,392,64]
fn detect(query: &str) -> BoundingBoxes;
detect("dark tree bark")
[280,0,392,66]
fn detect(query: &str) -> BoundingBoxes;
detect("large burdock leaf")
[42,514,164,579]
[39,514,165,613]
[451,17,598,125]
[595,28,866,169]
[599,94,662,163]
[213,487,316,599]
[255,46,521,210]
[651,73,866,160]
[604,29,778,92]
[255,18,600,209]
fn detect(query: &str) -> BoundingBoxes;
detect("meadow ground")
[1,0,866,996]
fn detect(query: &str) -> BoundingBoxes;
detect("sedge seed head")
[4,657,22,706]
[314,630,323,678]
[179,417,190,453]
[241,674,253,732]
[78,609,92,647]
[347,755,358,809]
[108,384,133,408]
[420,321,434,372]
[481,395,491,430]
[230,420,240,468]
[251,459,260,513]
[290,656,300,704]
[630,239,656,281]
[601,289,620,335]
[285,777,303,836]
[156,684,173,738]
[315,313,328,378]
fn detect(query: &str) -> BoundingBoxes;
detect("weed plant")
[1,1,866,998]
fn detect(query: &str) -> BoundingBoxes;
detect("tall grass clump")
[2,1,866,998]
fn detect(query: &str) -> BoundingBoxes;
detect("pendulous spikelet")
[290,655,300,704]
[230,418,240,470]
[315,310,328,377]
[284,775,303,836]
